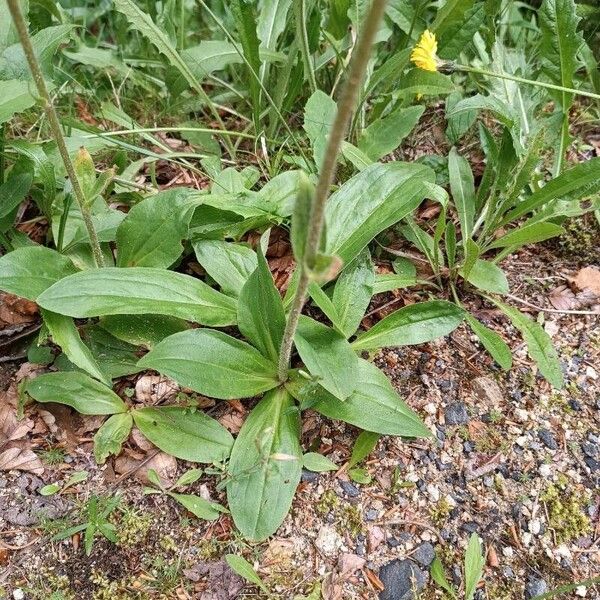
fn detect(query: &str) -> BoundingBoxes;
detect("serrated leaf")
[93,413,133,464]
[25,372,127,415]
[137,329,278,399]
[37,267,237,326]
[132,407,233,463]
[227,388,302,541]
[352,301,464,351]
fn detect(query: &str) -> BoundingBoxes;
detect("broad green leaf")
[331,248,374,338]
[193,240,258,297]
[291,359,431,438]
[325,162,434,265]
[93,413,133,464]
[37,267,237,326]
[430,557,457,598]
[0,246,77,300]
[42,310,110,385]
[502,157,600,224]
[349,431,380,468]
[461,238,480,280]
[257,0,292,51]
[365,47,411,95]
[358,105,424,161]
[304,90,337,171]
[308,282,341,330]
[225,554,269,593]
[116,189,198,268]
[447,95,516,130]
[464,314,512,370]
[294,316,358,400]
[174,469,203,488]
[0,172,33,232]
[302,452,338,472]
[464,533,485,600]
[348,466,371,484]
[290,172,314,264]
[448,147,475,241]
[446,91,476,144]
[372,274,416,294]
[352,301,464,351]
[486,222,565,250]
[39,483,61,496]
[438,2,485,59]
[539,0,583,110]
[169,492,227,520]
[463,259,509,295]
[432,0,474,40]
[0,79,36,124]
[340,141,373,172]
[227,388,302,541]
[132,406,233,463]
[99,314,190,349]
[238,247,285,363]
[396,69,455,97]
[137,329,278,399]
[25,372,127,415]
[494,301,563,388]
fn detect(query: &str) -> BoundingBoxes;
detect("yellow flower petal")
[410,29,439,72]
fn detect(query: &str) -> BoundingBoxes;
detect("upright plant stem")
[6,0,105,268]
[295,0,317,94]
[277,0,388,382]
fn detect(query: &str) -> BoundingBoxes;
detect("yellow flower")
[411,30,439,72]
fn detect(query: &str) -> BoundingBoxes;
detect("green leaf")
[290,359,431,438]
[37,267,237,326]
[193,240,258,297]
[539,0,583,110]
[372,274,417,294]
[227,388,302,541]
[25,372,127,415]
[430,557,457,598]
[448,147,475,242]
[99,314,190,349]
[93,413,133,464]
[349,431,380,468]
[325,162,434,265]
[169,492,227,521]
[257,0,292,51]
[464,314,512,370]
[502,157,600,225]
[463,259,509,295]
[294,316,358,400]
[396,69,455,97]
[340,141,373,172]
[432,0,474,40]
[302,452,338,472]
[494,301,563,388]
[137,329,279,399]
[225,554,269,593]
[304,90,337,171]
[438,2,485,59]
[331,248,374,338]
[174,469,203,488]
[348,467,371,484]
[0,246,77,301]
[42,310,110,385]
[358,105,424,161]
[0,172,32,233]
[132,406,233,463]
[238,246,286,363]
[116,189,198,268]
[291,172,315,264]
[486,222,565,250]
[464,533,485,600]
[352,301,464,351]
[40,483,61,496]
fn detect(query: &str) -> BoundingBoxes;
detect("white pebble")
[514,408,529,423]
[529,519,541,535]
[502,546,514,558]
[576,586,587,597]
[13,590,25,600]
[539,463,552,478]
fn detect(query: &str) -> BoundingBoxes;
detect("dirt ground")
[0,221,599,600]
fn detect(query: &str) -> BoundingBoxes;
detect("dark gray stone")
[525,578,548,599]
[444,402,469,425]
[378,559,426,600]
[365,509,379,521]
[301,469,319,483]
[538,428,558,450]
[569,399,583,411]
[584,456,600,472]
[340,480,360,497]
[581,442,598,458]
[412,542,435,567]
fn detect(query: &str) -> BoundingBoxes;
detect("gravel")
[444,402,469,425]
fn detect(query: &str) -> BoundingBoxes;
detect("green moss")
[338,503,364,537]
[557,214,599,263]
[38,447,67,465]
[429,498,452,527]
[114,507,152,548]
[541,481,591,544]
[316,490,339,515]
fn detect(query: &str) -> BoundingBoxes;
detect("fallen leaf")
[114,450,176,486]
[338,553,366,576]
[549,285,576,310]
[183,560,244,600]
[0,447,44,474]
[135,375,179,404]
[574,266,600,295]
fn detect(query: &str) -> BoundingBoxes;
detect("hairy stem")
[277,0,388,382]
[7,0,105,268]
[295,0,317,94]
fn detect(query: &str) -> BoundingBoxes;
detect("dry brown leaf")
[0,447,44,474]
[549,285,577,310]
[130,427,156,452]
[218,411,245,434]
[0,403,33,445]
[114,450,176,486]
[574,266,600,295]
[338,553,366,576]
[135,375,179,404]
[0,292,38,327]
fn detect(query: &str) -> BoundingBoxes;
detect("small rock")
[412,542,435,567]
[340,480,360,498]
[581,442,598,458]
[514,408,529,423]
[301,469,319,483]
[538,428,558,450]
[529,519,541,535]
[444,402,469,426]
[461,522,479,534]
[583,456,600,472]
[367,525,385,552]
[378,559,426,600]
[525,577,548,599]
[387,537,401,548]
[13,590,25,600]
[569,399,583,411]
[539,463,552,478]
[315,525,342,557]
[365,509,379,521]
[426,484,440,501]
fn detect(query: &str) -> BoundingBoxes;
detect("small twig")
[505,293,600,316]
